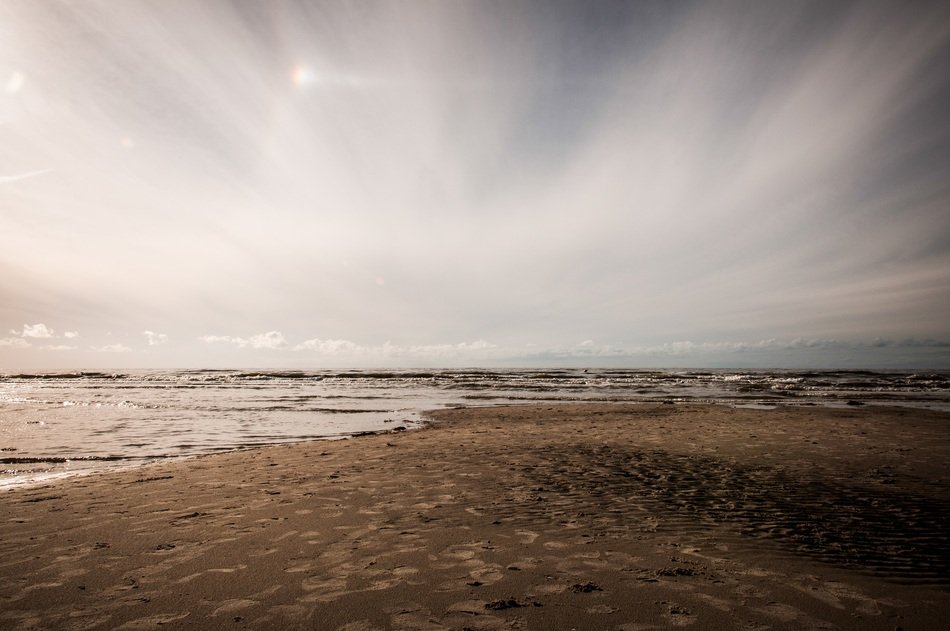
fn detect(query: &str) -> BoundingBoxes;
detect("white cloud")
[63,331,79,339]
[406,340,497,357]
[293,338,497,358]
[11,323,55,338]
[94,344,132,353]
[294,338,364,354]
[200,331,287,350]
[143,330,168,346]
[41,344,76,351]
[0,169,53,184]
[524,338,950,360]
[1,3,947,370]
[287,336,948,366]
[248,331,287,349]
[0,337,31,348]
[199,334,242,346]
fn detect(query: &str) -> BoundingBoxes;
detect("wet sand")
[1,403,948,630]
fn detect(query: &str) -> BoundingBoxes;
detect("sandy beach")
[1,403,948,630]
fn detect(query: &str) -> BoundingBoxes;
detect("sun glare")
[4,71,25,94]
[291,65,315,87]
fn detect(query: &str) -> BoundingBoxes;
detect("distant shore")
[1,403,948,630]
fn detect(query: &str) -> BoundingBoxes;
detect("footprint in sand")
[210,598,259,616]
[115,612,190,629]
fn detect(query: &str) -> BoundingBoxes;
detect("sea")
[2,368,948,488]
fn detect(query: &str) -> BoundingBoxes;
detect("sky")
[2,0,949,370]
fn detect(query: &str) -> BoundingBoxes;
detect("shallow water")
[2,368,948,486]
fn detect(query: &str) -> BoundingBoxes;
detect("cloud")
[143,330,168,346]
[293,338,364,355]
[199,335,240,345]
[406,340,497,357]
[523,338,950,361]
[293,338,497,358]
[0,337,31,348]
[249,331,287,349]
[11,323,55,338]
[200,331,287,350]
[93,344,132,353]
[6,325,80,350]
[0,169,53,184]
[0,3,948,370]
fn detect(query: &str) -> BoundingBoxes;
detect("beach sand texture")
[1,404,948,630]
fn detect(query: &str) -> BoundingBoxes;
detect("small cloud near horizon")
[200,331,288,350]
[293,338,497,358]
[93,344,132,353]
[143,330,168,346]
[0,337,32,349]
[10,323,55,339]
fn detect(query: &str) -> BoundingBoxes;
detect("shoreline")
[6,398,948,492]
[1,403,948,629]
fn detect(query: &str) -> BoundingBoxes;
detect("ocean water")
[2,368,948,487]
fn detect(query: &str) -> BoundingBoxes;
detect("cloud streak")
[293,338,497,359]
[0,337,31,349]
[200,331,288,350]
[1,2,948,369]
[527,338,950,359]
[92,344,131,353]
[0,169,53,184]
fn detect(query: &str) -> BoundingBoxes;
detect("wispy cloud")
[0,169,53,184]
[580,338,922,355]
[7,325,81,347]
[143,330,168,346]
[199,335,243,346]
[522,338,950,365]
[1,3,948,369]
[41,344,76,351]
[93,344,132,353]
[293,338,496,358]
[10,323,55,339]
[293,338,364,355]
[200,331,287,350]
[0,337,31,349]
